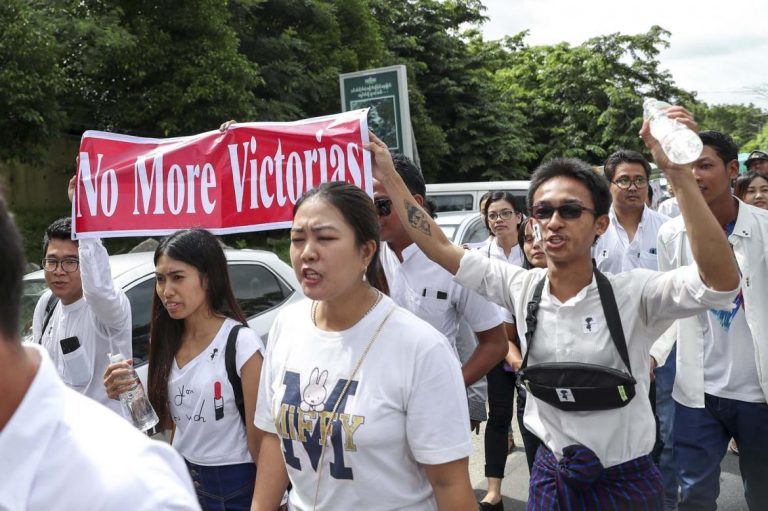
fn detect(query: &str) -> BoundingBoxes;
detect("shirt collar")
[609,205,652,232]
[0,345,65,510]
[731,198,753,238]
[543,273,597,307]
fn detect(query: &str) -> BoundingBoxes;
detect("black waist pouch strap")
[517,267,636,412]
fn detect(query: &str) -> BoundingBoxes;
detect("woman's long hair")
[147,228,246,427]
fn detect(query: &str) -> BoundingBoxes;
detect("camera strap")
[521,264,632,375]
[38,294,60,344]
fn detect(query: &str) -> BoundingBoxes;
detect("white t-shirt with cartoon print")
[255,295,473,511]
[170,318,264,466]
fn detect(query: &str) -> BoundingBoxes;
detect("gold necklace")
[312,289,383,327]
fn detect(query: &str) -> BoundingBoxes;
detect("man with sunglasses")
[594,150,670,274]
[365,107,740,509]
[32,177,131,416]
[373,154,508,433]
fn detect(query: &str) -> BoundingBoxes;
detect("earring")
[362,267,368,282]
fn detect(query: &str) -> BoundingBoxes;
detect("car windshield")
[21,279,48,342]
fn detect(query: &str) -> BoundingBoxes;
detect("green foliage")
[3,1,767,184]
[694,103,768,149]
[0,1,65,161]
[55,0,260,137]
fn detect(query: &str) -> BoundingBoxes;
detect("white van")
[425,181,529,213]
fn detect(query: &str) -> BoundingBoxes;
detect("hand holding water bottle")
[642,98,702,165]
[640,101,700,172]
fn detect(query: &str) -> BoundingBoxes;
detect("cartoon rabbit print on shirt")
[300,368,328,412]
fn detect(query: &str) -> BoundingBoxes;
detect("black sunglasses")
[530,203,596,220]
[374,198,392,217]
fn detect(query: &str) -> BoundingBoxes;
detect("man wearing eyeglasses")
[594,149,678,509]
[31,177,131,416]
[366,107,741,509]
[594,150,670,274]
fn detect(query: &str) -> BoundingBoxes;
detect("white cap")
[109,353,125,364]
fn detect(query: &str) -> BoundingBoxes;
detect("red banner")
[72,110,371,239]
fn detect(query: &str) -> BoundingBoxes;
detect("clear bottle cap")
[109,353,125,364]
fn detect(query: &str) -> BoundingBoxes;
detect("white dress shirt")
[32,238,132,415]
[0,345,201,511]
[379,242,504,347]
[658,197,681,218]
[478,237,524,267]
[455,250,737,467]
[651,200,768,406]
[594,205,669,273]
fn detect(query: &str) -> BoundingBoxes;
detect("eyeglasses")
[42,257,80,273]
[612,176,648,189]
[530,203,596,220]
[374,198,392,217]
[487,209,518,222]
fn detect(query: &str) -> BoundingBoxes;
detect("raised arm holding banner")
[72,110,371,239]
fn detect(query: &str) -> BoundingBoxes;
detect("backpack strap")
[520,266,632,375]
[225,324,246,426]
[38,294,60,344]
[593,268,632,374]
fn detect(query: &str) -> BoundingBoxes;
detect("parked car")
[21,248,303,387]
[426,181,529,213]
[435,211,490,246]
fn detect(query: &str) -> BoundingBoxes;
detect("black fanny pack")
[517,266,636,412]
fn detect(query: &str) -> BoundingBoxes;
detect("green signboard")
[340,65,415,162]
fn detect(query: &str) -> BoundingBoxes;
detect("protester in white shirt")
[471,190,527,510]
[32,179,132,416]
[591,149,678,508]
[253,181,476,511]
[650,131,768,511]
[365,107,740,509]
[105,229,264,511]
[594,150,670,274]
[0,197,200,511]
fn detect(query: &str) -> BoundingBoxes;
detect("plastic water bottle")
[643,98,703,164]
[109,353,159,433]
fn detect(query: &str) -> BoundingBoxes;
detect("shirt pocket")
[638,250,660,270]
[412,292,451,324]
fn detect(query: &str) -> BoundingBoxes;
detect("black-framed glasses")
[612,176,648,189]
[530,203,596,220]
[42,257,80,273]
[487,209,518,222]
[374,198,392,217]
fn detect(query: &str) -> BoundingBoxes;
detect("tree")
[495,26,695,169]
[0,0,65,161]
[53,0,260,137]
[693,103,767,148]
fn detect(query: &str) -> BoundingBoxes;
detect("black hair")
[699,130,739,166]
[603,149,652,183]
[483,191,522,234]
[734,171,768,202]
[0,194,25,340]
[527,157,611,217]
[147,228,246,427]
[293,181,382,288]
[43,217,76,256]
[391,153,426,198]
[518,217,534,270]
[479,191,492,215]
